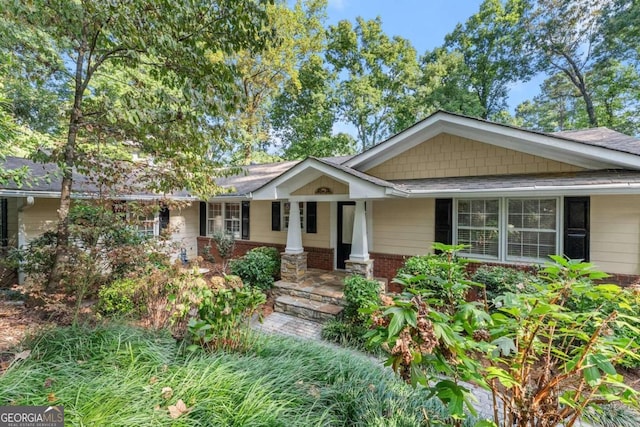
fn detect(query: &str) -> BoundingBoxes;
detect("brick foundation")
[370,252,407,292]
[196,237,333,270]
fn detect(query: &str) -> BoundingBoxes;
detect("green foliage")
[471,265,540,307]
[248,246,281,277]
[185,284,266,352]
[343,274,381,322]
[97,278,139,316]
[368,245,640,427]
[321,318,370,351]
[230,249,279,290]
[395,244,470,311]
[0,324,477,426]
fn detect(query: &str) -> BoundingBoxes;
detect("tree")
[443,0,532,119]
[416,48,485,119]
[600,0,640,65]
[1,0,272,289]
[521,0,610,127]
[270,54,355,159]
[230,0,327,164]
[326,17,419,151]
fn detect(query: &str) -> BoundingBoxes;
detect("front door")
[337,201,355,269]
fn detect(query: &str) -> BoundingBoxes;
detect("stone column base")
[345,259,374,280]
[281,252,307,283]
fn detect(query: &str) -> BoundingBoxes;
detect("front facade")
[4,111,640,287]
[198,111,640,286]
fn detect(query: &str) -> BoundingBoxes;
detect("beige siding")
[291,176,348,196]
[169,203,199,258]
[21,198,59,245]
[590,195,640,275]
[249,200,331,248]
[367,133,584,180]
[372,199,434,255]
[6,198,18,247]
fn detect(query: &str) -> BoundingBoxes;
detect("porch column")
[282,200,306,282]
[346,200,374,279]
[285,200,303,254]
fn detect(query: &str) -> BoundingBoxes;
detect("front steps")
[272,271,346,322]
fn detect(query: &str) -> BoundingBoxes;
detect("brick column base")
[345,259,374,280]
[281,252,307,283]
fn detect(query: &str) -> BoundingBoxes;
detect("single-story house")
[4,111,640,287]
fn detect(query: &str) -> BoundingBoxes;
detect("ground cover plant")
[0,325,477,426]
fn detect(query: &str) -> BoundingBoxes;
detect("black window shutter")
[1,198,7,247]
[306,202,317,234]
[241,201,250,240]
[434,199,453,250]
[199,202,207,236]
[564,197,590,261]
[159,205,170,231]
[271,201,281,231]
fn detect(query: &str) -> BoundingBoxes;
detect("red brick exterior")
[369,252,408,292]
[196,237,333,270]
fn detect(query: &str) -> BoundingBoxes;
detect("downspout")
[17,196,35,284]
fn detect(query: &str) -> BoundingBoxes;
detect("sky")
[323,0,544,112]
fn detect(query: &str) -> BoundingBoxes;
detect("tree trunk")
[47,48,85,291]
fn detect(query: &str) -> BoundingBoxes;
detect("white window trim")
[207,201,242,239]
[453,196,562,264]
[282,201,305,231]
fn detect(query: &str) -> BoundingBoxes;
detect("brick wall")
[369,252,407,292]
[196,237,333,270]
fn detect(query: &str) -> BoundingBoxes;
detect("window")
[457,199,499,259]
[207,202,241,238]
[454,197,559,263]
[283,201,305,230]
[137,212,157,237]
[112,201,158,238]
[507,199,557,261]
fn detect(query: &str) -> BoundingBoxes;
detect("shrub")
[230,250,278,291]
[471,265,540,307]
[368,248,640,427]
[321,318,369,350]
[343,274,381,322]
[97,278,139,316]
[248,246,280,278]
[183,282,266,352]
[395,243,471,312]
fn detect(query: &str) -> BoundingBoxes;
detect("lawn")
[0,324,474,426]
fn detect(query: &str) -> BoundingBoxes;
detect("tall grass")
[0,325,476,426]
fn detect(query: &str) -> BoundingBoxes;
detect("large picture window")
[207,202,241,239]
[454,197,559,263]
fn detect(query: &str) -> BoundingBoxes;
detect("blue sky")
[323,0,543,111]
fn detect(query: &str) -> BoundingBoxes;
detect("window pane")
[507,198,557,262]
[457,199,499,259]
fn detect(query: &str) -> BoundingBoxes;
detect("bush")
[472,265,540,307]
[343,274,381,322]
[248,246,280,278]
[321,318,369,350]
[395,244,470,310]
[230,249,278,291]
[97,278,139,316]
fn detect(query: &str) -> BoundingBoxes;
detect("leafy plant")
[97,278,139,316]
[248,246,280,278]
[229,249,278,291]
[368,245,640,427]
[396,244,470,311]
[183,282,266,352]
[321,318,370,351]
[471,265,540,309]
[204,231,236,273]
[343,274,381,322]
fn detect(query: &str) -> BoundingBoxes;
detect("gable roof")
[343,110,640,171]
[553,128,640,156]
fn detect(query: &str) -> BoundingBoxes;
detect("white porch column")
[349,200,369,261]
[285,200,303,254]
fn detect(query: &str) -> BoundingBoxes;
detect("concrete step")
[274,295,343,322]
[273,280,345,306]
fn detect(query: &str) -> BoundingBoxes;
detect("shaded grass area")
[0,325,475,426]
